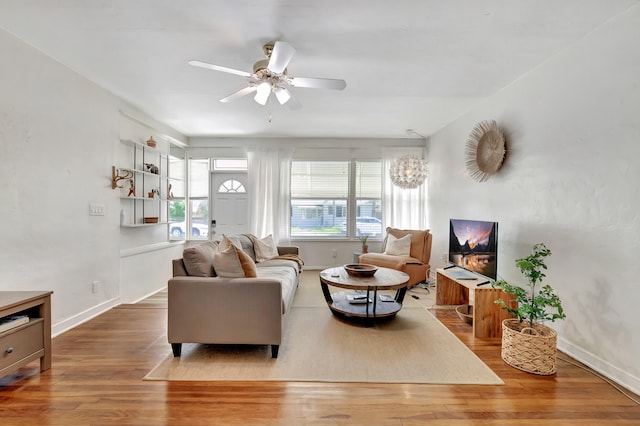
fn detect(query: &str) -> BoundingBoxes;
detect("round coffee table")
[319,265,410,322]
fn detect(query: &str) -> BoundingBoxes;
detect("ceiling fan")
[188,41,346,108]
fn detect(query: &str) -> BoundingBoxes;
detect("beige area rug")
[145,271,503,385]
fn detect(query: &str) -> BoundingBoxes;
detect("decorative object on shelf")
[168,183,174,200]
[148,188,160,199]
[465,119,506,182]
[120,209,126,225]
[111,166,133,189]
[389,154,427,189]
[127,179,136,197]
[146,136,157,148]
[359,235,369,254]
[144,217,159,224]
[145,163,159,174]
[344,263,378,277]
[493,243,566,375]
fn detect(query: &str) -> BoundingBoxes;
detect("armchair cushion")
[385,227,431,262]
[384,233,411,256]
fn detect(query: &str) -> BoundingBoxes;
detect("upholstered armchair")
[359,227,432,286]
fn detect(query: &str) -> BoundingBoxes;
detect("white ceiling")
[0,0,637,139]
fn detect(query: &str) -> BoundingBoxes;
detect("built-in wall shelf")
[113,138,174,228]
[121,222,169,228]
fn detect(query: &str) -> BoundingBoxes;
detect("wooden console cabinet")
[0,291,53,378]
[436,269,515,338]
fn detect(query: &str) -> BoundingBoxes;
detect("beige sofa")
[168,235,301,358]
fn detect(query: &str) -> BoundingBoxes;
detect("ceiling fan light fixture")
[189,40,346,109]
[274,86,291,105]
[254,82,271,105]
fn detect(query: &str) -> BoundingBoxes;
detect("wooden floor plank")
[1,293,639,425]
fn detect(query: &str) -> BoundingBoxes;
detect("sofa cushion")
[256,266,299,314]
[253,234,280,262]
[182,241,218,277]
[385,233,411,256]
[215,237,258,278]
[233,234,258,261]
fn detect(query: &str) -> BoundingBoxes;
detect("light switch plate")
[89,203,105,216]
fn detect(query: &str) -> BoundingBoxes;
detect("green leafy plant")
[359,235,369,245]
[493,243,566,330]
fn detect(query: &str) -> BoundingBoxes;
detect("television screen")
[448,219,498,280]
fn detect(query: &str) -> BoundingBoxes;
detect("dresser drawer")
[0,319,44,370]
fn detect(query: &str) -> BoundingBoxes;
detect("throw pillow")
[182,241,218,277]
[253,234,280,262]
[385,233,411,256]
[214,237,258,278]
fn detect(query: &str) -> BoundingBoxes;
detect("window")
[188,159,210,240]
[168,154,186,240]
[290,160,382,238]
[217,179,246,193]
[169,158,209,240]
[213,159,248,171]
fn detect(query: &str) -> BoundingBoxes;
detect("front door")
[210,173,248,240]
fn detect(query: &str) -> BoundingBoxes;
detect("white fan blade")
[267,41,296,74]
[289,77,346,90]
[188,60,251,77]
[254,82,271,105]
[219,86,257,103]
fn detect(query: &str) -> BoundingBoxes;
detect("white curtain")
[382,148,428,230]
[247,147,293,244]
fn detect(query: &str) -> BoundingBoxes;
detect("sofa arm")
[277,246,299,256]
[168,277,284,346]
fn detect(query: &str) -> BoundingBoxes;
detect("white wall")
[427,6,640,393]
[0,29,185,333]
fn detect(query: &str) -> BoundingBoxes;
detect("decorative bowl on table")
[455,305,473,325]
[343,263,378,277]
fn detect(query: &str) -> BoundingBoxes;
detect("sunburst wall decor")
[465,120,506,182]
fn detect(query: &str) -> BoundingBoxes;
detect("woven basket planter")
[501,318,558,375]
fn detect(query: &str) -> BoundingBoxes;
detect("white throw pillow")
[384,234,411,256]
[253,234,280,262]
[214,236,258,278]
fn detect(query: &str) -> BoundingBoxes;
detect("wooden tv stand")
[436,268,515,338]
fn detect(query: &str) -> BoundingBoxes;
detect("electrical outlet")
[331,249,337,258]
[91,281,100,294]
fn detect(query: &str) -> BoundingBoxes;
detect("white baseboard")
[558,337,640,396]
[52,297,121,338]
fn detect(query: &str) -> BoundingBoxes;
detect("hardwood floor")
[1,290,639,425]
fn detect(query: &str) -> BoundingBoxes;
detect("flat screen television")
[448,219,498,280]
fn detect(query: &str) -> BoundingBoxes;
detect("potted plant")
[359,235,369,254]
[493,243,566,375]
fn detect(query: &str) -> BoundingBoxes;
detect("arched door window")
[217,179,246,193]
